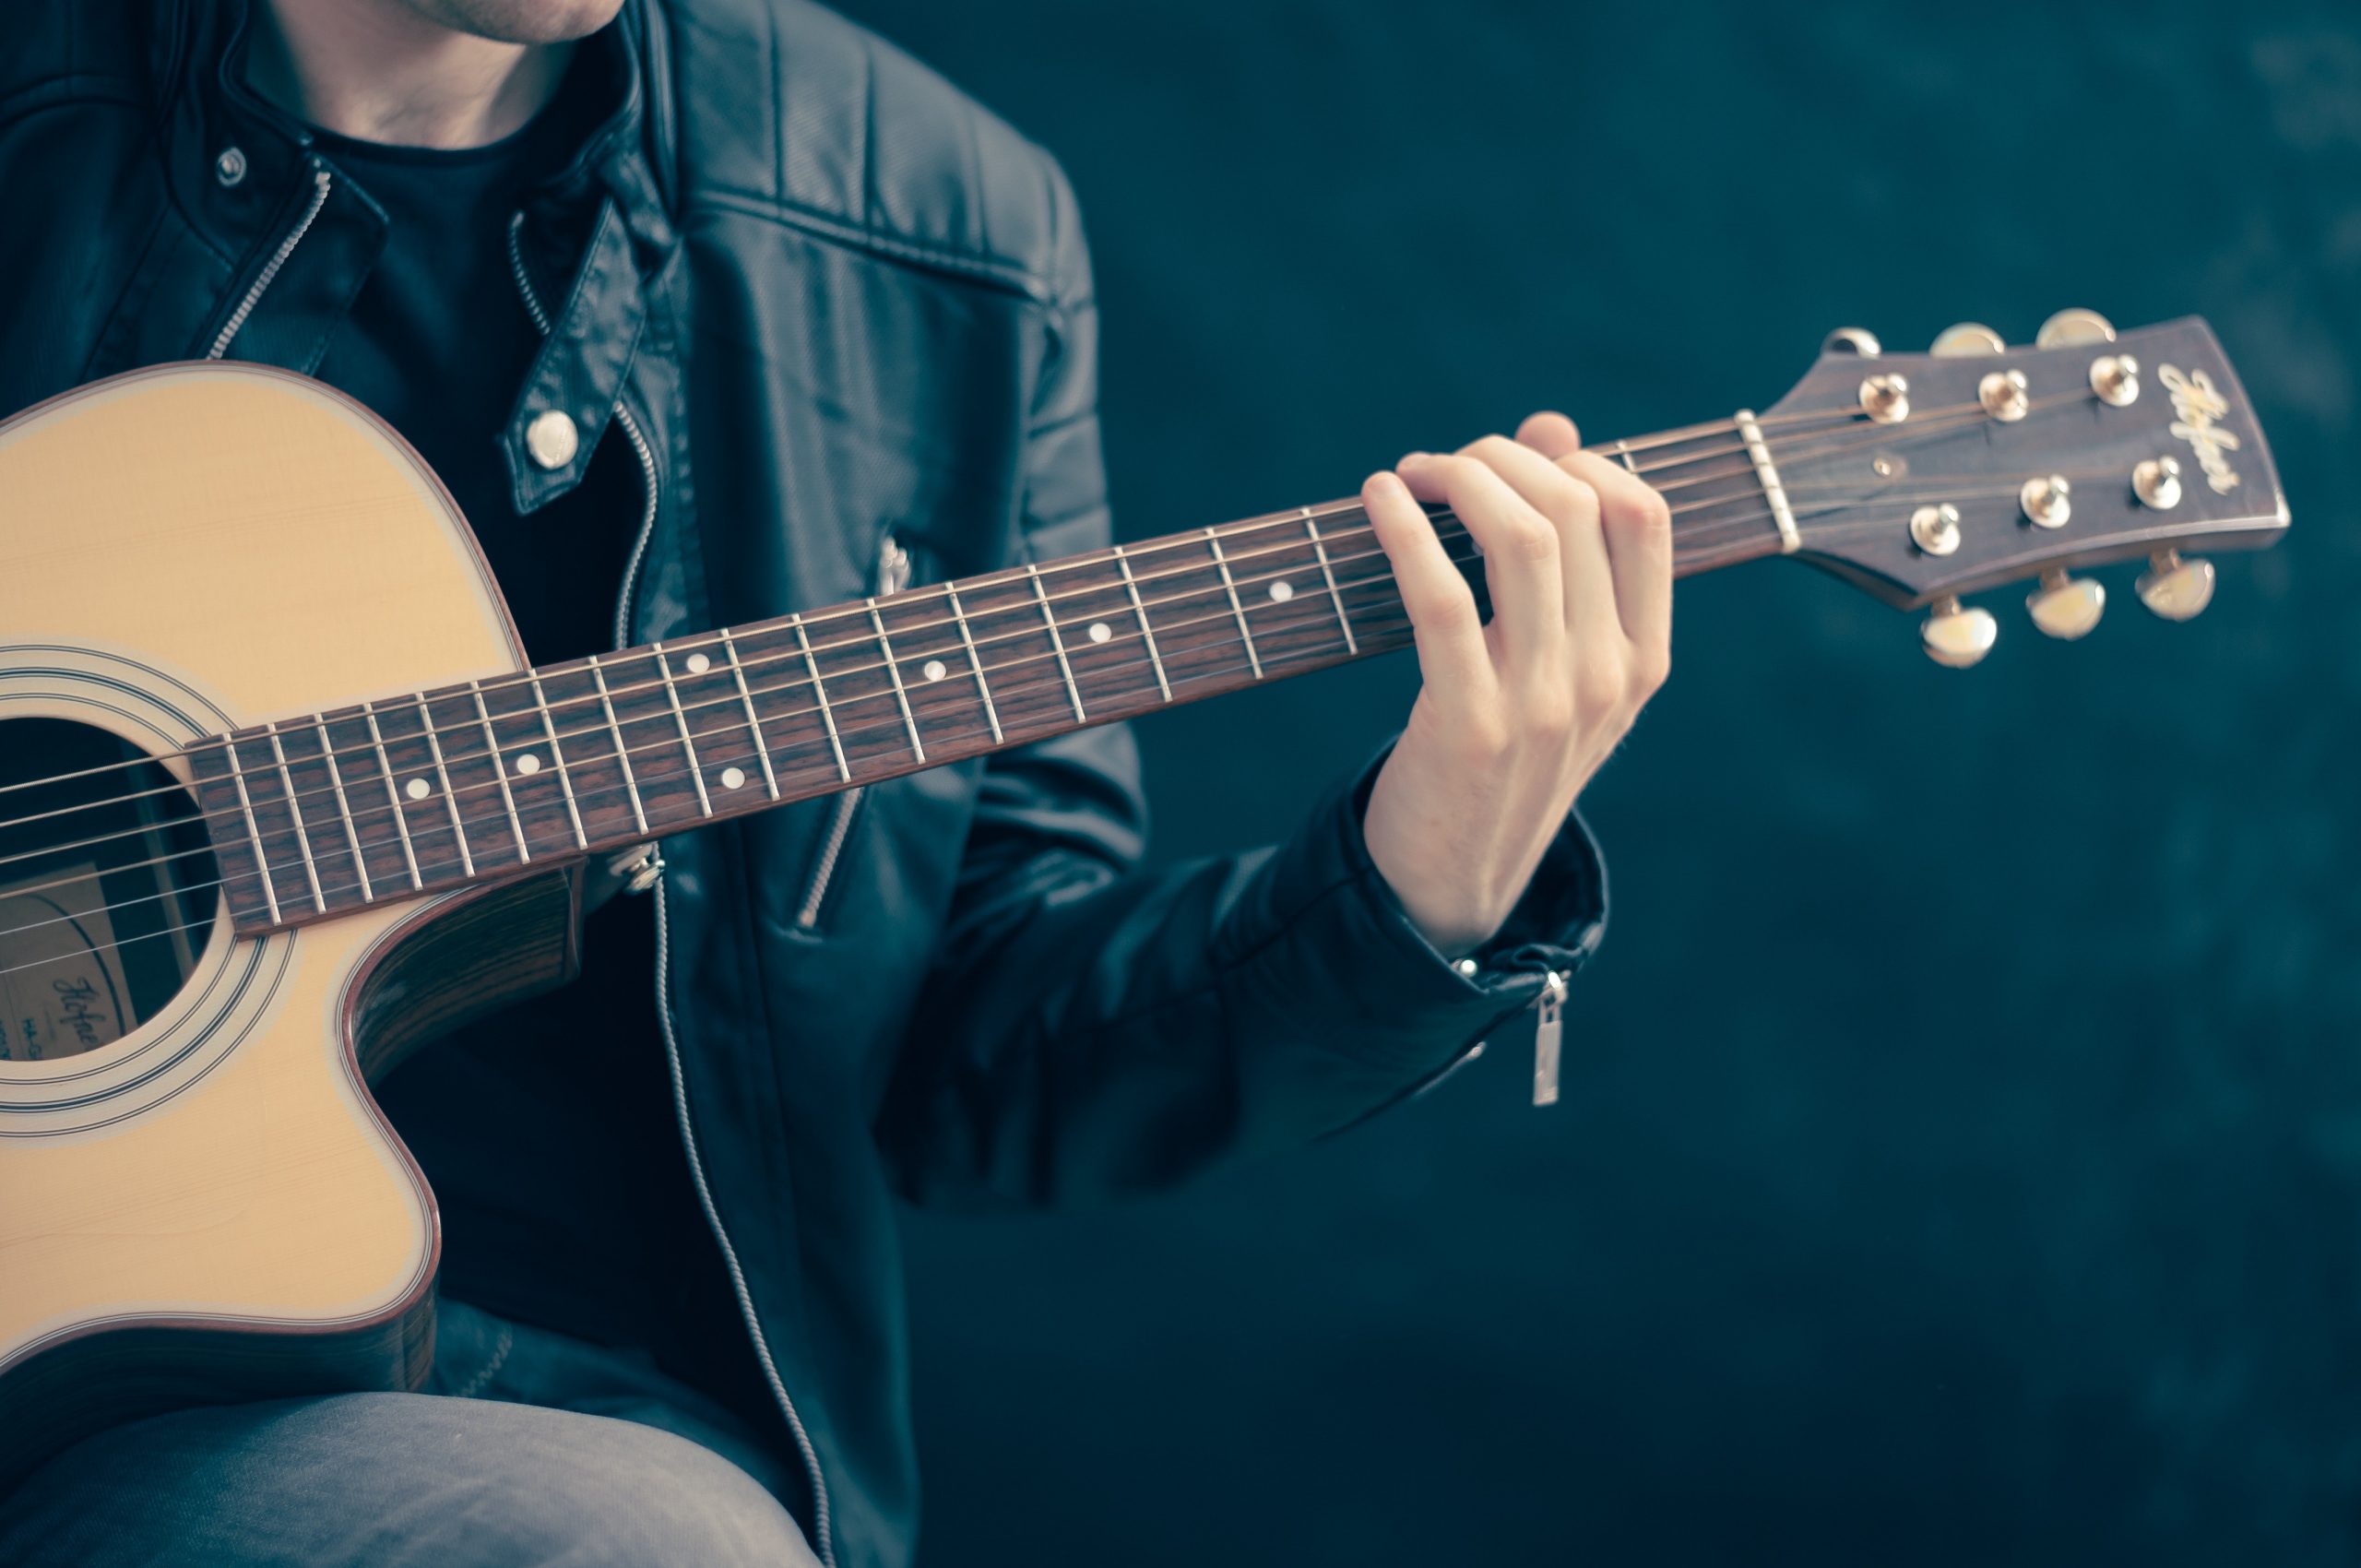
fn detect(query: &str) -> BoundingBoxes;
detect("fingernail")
[1397,451,1431,469]
[1367,470,1407,500]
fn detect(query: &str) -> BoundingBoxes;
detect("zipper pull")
[877,533,912,595]
[1532,969,1567,1107]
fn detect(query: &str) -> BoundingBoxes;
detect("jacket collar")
[159,0,678,510]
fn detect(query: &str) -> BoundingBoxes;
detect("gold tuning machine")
[2035,308,2117,348]
[2026,568,2106,639]
[2135,550,2216,621]
[1930,322,2005,357]
[1921,597,1999,668]
[2019,473,2072,529]
[2132,456,2183,510]
[1822,327,1882,357]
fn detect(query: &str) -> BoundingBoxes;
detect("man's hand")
[1358,411,1672,956]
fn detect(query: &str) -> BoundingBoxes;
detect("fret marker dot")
[921,659,948,683]
[684,652,711,674]
[405,778,430,801]
[720,766,747,791]
[514,753,541,776]
[1087,621,1112,644]
[1268,579,1295,602]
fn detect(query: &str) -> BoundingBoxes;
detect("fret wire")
[42,401,1929,828]
[1299,508,1358,656]
[866,602,927,762]
[83,544,1443,932]
[168,498,1686,844]
[1026,562,1087,722]
[718,630,782,800]
[1110,543,1173,703]
[308,537,1426,881]
[1203,528,1264,679]
[262,725,326,914]
[192,598,1395,932]
[413,697,476,877]
[586,654,651,836]
[313,714,373,903]
[525,671,589,849]
[469,680,533,863]
[361,700,425,891]
[791,617,851,783]
[651,645,715,817]
[219,739,282,924]
[139,530,1446,888]
[592,588,1409,814]
[942,585,1003,743]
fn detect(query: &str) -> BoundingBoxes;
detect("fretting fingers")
[1360,469,1493,697]
[1394,450,1564,671]
[1451,434,1616,654]
[1514,410,1584,460]
[1559,450,1673,688]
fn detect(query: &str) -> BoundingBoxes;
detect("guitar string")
[0,389,2031,805]
[0,555,1478,970]
[0,406,2114,871]
[0,416,1813,805]
[0,401,2108,881]
[0,408,2048,868]
[0,466,2130,944]
[0,532,1498,895]
[0,384,2075,849]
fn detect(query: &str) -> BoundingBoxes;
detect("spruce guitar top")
[0,311,2287,1475]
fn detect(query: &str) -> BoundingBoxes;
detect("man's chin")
[408,0,629,45]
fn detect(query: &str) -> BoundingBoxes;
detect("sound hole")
[0,718,220,1061]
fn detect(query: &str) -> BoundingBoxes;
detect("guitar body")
[0,364,583,1480]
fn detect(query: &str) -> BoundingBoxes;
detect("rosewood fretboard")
[191,458,1783,937]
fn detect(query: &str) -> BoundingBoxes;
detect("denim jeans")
[0,1301,821,1567]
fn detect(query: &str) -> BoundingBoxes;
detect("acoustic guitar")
[0,311,2286,1475]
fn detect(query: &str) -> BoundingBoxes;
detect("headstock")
[1758,311,2286,666]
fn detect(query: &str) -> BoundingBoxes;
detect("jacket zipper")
[207,161,333,360]
[1531,968,1567,1107]
[793,533,909,931]
[507,210,839,1568]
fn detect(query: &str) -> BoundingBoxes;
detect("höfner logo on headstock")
[2159,363,2241,495]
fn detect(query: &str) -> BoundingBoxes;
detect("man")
[0,0,1668,1563]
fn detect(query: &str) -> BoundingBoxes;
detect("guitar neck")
[195,422,1786,935]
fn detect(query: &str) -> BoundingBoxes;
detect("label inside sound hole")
[0,861,135,1061]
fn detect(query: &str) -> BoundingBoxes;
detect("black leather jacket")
[0,3,1607,1562]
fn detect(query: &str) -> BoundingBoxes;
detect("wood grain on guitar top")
[0,364,575,1487]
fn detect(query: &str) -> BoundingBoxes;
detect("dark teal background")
[832,3,2361,1562]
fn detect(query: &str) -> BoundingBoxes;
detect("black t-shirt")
[311,80,781,1439]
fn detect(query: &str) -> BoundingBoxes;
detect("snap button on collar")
[525,409,580,470]
[215,147,247,187]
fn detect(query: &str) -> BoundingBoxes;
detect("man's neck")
[247,0,572,148]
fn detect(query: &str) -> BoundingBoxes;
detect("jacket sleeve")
[873,154,1608,1208]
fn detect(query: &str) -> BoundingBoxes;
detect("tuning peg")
[2026,568,2106,639]
[2035,308,2116,348]
[1823,327,1881,357]
[2135,550,2215,621]
[1858,373,1911,423]
[1930,322,2005,357]
[1909,504,1962,556]
[1979,368,2031,422]
[2019,473,2072,529]
[2132,456,2183,510]
[1921,597,1998,668]
[2089,353,2141,407]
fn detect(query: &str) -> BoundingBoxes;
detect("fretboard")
[194,439,1785,936]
